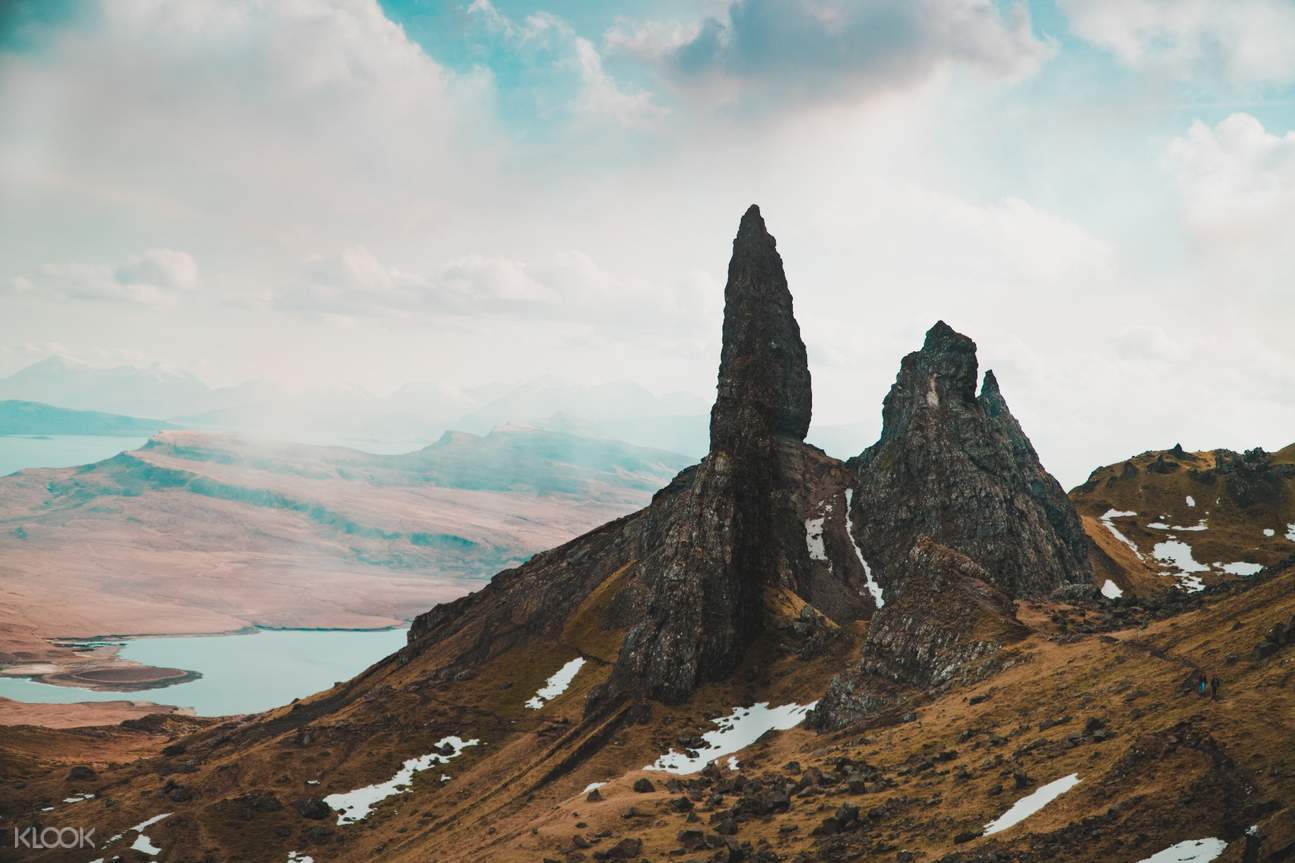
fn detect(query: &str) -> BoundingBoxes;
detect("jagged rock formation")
[409,205,836,712]
[812,537,1028,727]
[847,321,1092,600]
[596,205,814,706]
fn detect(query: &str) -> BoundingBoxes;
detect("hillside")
[1,207,1292,862]
[0,400,175,436]
[0,428,691,701]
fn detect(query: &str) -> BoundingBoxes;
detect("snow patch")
[1135,837,1228,863]
[804,516,828,562]
[582,782,607,794]
[844,489,884,608]
[63,793,94,804]
[526,657,586,709]
[1153,540,1209,592]
[1287,523,1295,542]
[1186,495,1196,508]
[1100,579,1123,599]
[1264,528,1276,537]
[1219,561,1262,576]
[131,834,162,856]
[646,702,817,775]
[1147,519,1208,532]
[324,736,479,825]
[288,853,315,863]
[984,773,1080,835]
[1099,510,1144,561]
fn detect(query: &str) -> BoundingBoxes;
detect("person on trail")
[1211,675,1220,700]
[1197,672,1208,697]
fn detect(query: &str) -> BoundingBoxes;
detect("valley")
[0,428,690,722]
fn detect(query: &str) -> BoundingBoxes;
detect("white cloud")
[1168,113,1295,251]
[468,0,663,128]
[609,0,1050,111]
[16,249,200,305]
[1059,0,1295,84]
[274,245,715,333]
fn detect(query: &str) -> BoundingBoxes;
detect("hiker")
[1197,672,1208,697]
[1211,675,1220,700]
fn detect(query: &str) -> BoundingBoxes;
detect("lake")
[0,434,151,476]
[0,627,408,715]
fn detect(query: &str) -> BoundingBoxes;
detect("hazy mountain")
[0,400,176,436]
[0,356,268,419]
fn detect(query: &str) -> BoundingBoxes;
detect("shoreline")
[3,622,412,689]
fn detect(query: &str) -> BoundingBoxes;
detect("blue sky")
[3,0,1295,485]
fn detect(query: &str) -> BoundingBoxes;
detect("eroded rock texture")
[811,537,1027,727]
[596,204,815,705]
[848,321,1091,600]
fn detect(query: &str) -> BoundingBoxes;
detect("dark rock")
[812,538,1028,728]
[632,778,655,793]
[585,788,603,803]
[66,765,97,782]
[847,324,1092,599]
[296,798,331,820]
[598,837,642,860]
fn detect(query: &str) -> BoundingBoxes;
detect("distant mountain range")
[0,400,176,436]
[0,358,874,460]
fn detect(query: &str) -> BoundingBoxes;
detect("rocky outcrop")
[847,321,1091,600]
[410,205,830,711]
[810,537,1027,728]
[593,205,815,706]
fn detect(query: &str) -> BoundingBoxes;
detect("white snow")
[129,813,172,832]
[122,812,172,858]
[1153,540,1209,592]
[804,516,828,562]
[131,834,162,855]
[844,489,884,608]
[582,782,607,794]
[526,657,586,709]
[324,736,479,824]
[288,852,315,863]
[306,779,320,785]
[1099,510,1144,560]
[63,793,94,803]
[727,756,740,771]
[1147,519,1208,532]
[1186,496,1196,508]
[983,773,1080,835]
[1264,528,1276,537]
[1287,523,1295,542]
[1135,837,1228,863]
[1100,579,1123,599]
[1219,562,1263,576]
[645,701,817,775]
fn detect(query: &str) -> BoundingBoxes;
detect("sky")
[3,0,1295,487]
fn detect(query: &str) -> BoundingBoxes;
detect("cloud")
[468,0,663,128]
[274,245,716,333]
[1058,0,1295,85]
[15,249,200,305]
[1167,113,1295,252]
[607,0,1049,111]
[0,0,497,252]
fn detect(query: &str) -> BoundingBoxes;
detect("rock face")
[811,537,1027,727]
[812,322,1090,728]
[848,322,1091,600]
[595,205,815,706]
[410,205,832,712]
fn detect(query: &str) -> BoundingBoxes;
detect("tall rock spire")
[594,205,814,707]
[710,204,812,451]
